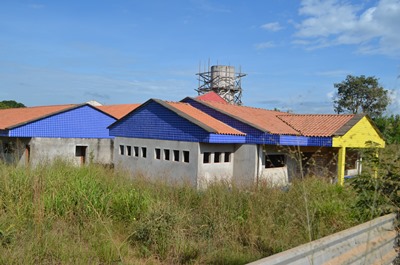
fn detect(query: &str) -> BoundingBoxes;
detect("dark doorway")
[75,146,87,165]
[25,145,30,166]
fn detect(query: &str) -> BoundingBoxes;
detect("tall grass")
[0,159,369,264]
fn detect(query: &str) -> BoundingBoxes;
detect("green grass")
[0,157,388,264]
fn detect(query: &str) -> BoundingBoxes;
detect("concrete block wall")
[114,137,199,186]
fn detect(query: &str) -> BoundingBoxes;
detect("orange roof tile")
[0,104,76,130]
[196,92,228,104]
[278,114,356,137]
[193,100,301,135]
[97,104,141,119]
[164,101,245,135]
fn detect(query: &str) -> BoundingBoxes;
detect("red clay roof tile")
[196,92,228,104]
[165,101,245,135]
[0,104,76,130]
[278,114,356,137]
[193,100,301,135]
[96,104,141,119]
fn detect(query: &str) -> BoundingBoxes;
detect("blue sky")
[1,0,399,114]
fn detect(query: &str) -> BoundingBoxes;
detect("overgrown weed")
[0,156,395,264]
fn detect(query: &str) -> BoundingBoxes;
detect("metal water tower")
[196,64,246,105]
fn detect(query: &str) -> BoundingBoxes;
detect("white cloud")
[261,22,283,32]
[327,91,335,100]
[294,0,400,56]
[254,41,276,50]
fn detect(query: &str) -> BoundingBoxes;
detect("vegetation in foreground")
[0,145,399,264]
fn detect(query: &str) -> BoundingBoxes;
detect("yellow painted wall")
[332,116,385,148]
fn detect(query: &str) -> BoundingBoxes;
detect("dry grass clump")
[0,159,364,264]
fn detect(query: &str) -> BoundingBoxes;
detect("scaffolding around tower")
[196,64,246,105]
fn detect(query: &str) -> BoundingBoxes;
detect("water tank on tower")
[196,64,246,105]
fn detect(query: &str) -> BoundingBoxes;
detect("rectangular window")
[183,151,190,163]
[126,146,132,156]
[173,150,179,162]
[164,149,170,161]
[155,148,161,159]
[214,152,221,163]
[224,152,231,163]
[142,147,147,158]
[203,152,211,163]
[265,154,285,168]
[119,145,125,155]
[134,146,139,157]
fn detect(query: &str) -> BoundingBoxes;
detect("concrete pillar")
[337,147,346,185]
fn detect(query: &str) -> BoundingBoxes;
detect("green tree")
[374,114,400,144]
[333,75,391,119]
[0,100,25,109]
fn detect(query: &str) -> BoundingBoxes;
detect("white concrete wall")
[30,138,114,166]
[0,137,114,166]
[197,143,235,188]
[232,144,258,186]
[114,137,199,186]
[259,145,291,186]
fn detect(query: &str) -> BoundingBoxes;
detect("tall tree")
[333,75,390,119]
[374,114,400,144]
[0,100,26,109]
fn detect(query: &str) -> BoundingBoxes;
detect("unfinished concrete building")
[109,92,384,187]
[0,103,138,166]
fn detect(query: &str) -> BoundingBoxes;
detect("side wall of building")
[30,138,114,166]
[197,143,235,187]
[0,137,113,166]
[114,137,199,186]
[259,145,292,186]
[232,144,258,186]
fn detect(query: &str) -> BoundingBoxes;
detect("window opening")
[164,149,170,161]
[142,147,147,158]
[183,151,190,163]
[173,150,179,162]
[126,146,132,156]
[134,146,139,157]
[119,145,125,155]
[224,152,231,162]
[203,152,211,163]
[214,152,221,163]
[265,154,285,168]
[155,148,161,159]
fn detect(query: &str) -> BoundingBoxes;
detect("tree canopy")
[333,75,390,119]
[0,100,26,109]
[374,114,400,144]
